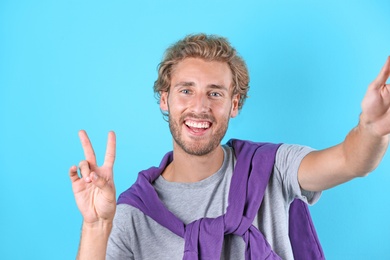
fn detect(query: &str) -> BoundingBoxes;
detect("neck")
[162,143,224,183]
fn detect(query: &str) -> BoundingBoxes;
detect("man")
[69,34,390,259]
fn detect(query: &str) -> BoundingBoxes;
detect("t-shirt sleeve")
[274,143,321,205]
[106,204,134,260]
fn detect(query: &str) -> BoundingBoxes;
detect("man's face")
[160,57,239,156]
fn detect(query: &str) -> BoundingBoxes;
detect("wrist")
[357,115,389,146]
[82,219,113,233]
[81,219,113,242]
[358,113,386,138]
[77,220,112,260]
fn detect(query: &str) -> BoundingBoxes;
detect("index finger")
[103,131,116,168]
[78,130,97,165]
[372,56,390,87]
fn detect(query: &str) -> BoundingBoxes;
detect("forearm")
[77,221,113,260]
[299,117,389,192]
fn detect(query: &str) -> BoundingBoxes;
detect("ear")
[230,94,240,118]
[160,91,169,111]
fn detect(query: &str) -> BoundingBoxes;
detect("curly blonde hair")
[154,33,249,111]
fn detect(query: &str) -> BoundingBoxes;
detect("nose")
[190,93,210,114]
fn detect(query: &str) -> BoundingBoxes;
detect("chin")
[176,139,219,156]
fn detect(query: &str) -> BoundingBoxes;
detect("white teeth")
[185,121,210,129]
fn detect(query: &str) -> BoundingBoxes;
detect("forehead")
[171,58,232,86]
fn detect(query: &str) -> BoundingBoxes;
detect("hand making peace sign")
[361,56,390,137]
[69,130,117,224]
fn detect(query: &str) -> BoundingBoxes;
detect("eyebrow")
[208,84,229,91]
[173,81,195,88]
[173,81,229,91]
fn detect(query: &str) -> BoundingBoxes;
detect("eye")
[209,92,222,97]
[180,89,191,94]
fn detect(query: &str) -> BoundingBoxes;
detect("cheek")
[212,103,234,120]
[168,95,188,112]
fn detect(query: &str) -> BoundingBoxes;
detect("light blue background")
[1,1,389,259]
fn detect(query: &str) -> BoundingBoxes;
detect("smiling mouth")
[184,120,211,133]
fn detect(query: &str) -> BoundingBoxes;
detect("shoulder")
[113,204,167,236]
[114,203,158,228]
[275,144,315,169]
[114,204,139,227]
[273,143,314,184]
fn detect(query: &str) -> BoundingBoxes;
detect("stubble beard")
[168,112,230,157]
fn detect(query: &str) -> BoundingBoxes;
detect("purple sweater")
[118,139,324,259]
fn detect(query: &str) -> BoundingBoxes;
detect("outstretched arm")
[69,130,116,259]
[299,57,390,192]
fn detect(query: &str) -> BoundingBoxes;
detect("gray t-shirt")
[106,144,320,260]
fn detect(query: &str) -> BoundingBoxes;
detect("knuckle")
[78,161,91,176]
[78,160,89,168]
[106,152,116,159]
